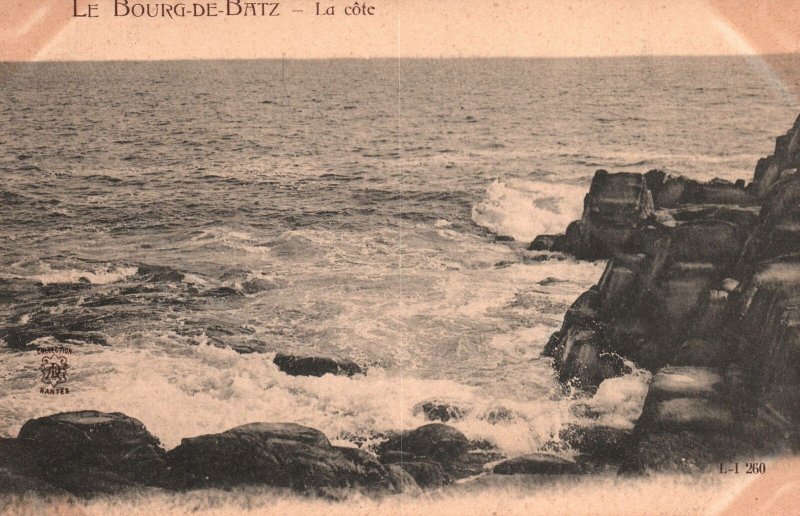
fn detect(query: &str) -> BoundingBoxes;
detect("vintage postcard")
[1,0,799,514]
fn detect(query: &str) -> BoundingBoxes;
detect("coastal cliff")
[537,114,800,472]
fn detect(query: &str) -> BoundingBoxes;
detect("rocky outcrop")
[375,423,504,484]
[0,411,167,497]
[273,352,364,377]
[533,114,800,475]
[166,422,395,494]
[493,453,580,475]
[750,114,800,198]
[0,412,424,498]
[412,400,467,423]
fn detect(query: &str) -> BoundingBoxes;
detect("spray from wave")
[471,179,586,242]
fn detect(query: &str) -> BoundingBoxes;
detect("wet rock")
[653,176,691,208]
[528,235,565,252]
[376,424,470,465]
[0,327,43,348]
[335,447,395,492]
[384,464,422,494]
[538,276,567,286]
[493,453,579,475]
[374,424,498,480]
[672,339,726,368]
[721,278,739,293]
[393,461,450,488]
[12,411,167,496]
[597,264,636,314]
[203,287,242,298]
[686,179,753,206]
[0,438,43,479]
[666,220,743,265]
[166,422,395,493]
[654,263,722,338]
[39,283,92,296]
[647,366,725,401]
[669,205,759,230]
[648,398,734,432]
[580,171,654,258]
[563,220,586,255]
[481,406,520,424]
[273,352,364,377]
[413,401,466,423]
[136,264,185,283]
[0,468,69,497]
[559,289,602,331]
[241,277,277,294]
[558,424,632,463]
[542,331,562,358]
[379,450,416,464]
[552,326,630,390]
[618,430,758,475]
[644,169,667,197]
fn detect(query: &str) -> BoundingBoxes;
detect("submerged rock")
[494,234,515,242]
[413,401,466,423]
[528,234,566,252]
[136,264,185,283]
[273,352,364,377]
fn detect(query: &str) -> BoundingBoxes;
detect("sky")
[1,0,799,61]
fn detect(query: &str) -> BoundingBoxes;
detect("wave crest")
[471,179,585,242]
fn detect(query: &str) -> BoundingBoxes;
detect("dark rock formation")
[136,264,185,283]
[413,401,466,423]
[376,424,470,464]
[388,461,450,488]
[167,423,394,493]
[0,468,69,497]
[2,412,434,498]
[750,114,800,197]
[493,453,579,475]
[528,234,566,252]
[533,114,800,475]
[376,423,504,484]
[384,464,422,494]
[579,170,655,259]
[166,422,395,493]
[558,424,632,464]
[1,411,167,497]
[273,352,364,377]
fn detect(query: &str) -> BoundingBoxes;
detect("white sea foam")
[27,264,138,285]
[1,334,649,459]
[190,227,272,255]
[471,179,586,242]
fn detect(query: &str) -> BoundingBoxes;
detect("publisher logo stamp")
[38,347,72,395]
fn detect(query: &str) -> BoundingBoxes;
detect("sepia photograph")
[1,1,799,514]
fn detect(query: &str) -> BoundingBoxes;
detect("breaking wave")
[471,179,586,242]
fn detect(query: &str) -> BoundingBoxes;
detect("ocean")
[0,56,798,466]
